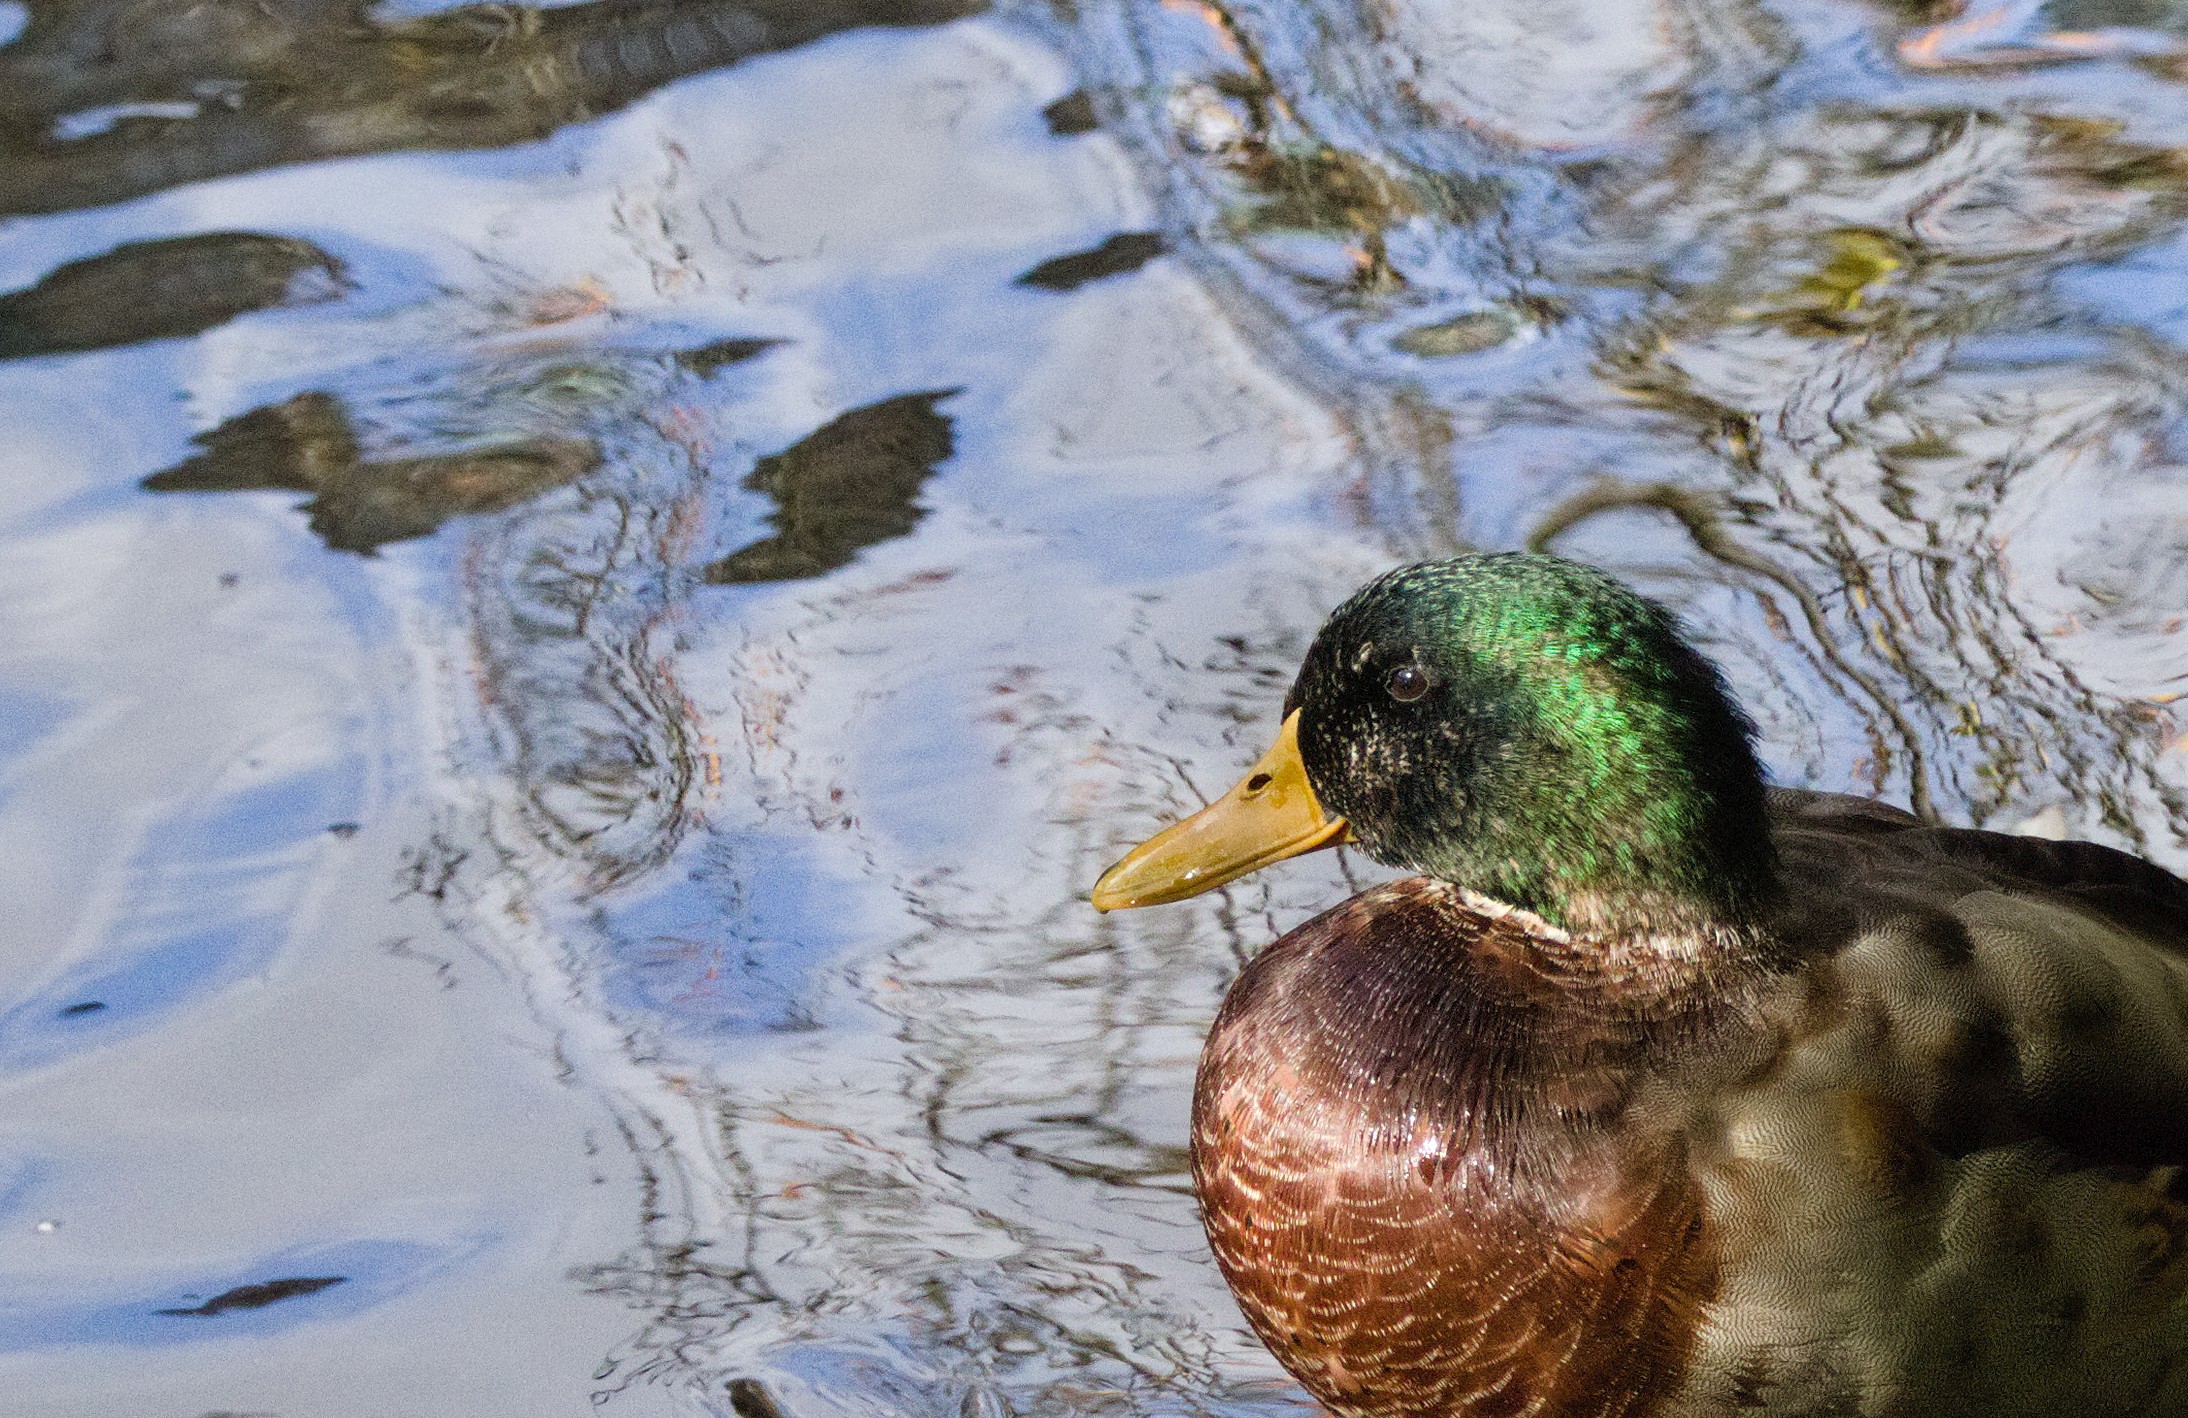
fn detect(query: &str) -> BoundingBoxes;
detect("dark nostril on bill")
[1246,773,1272,793]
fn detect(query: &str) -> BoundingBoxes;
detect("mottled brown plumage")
[1190,791,2188,1417]
[1194,879,1725,1418]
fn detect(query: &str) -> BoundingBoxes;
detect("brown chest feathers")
[1190,878,1746,1418]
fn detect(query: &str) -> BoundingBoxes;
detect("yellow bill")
[1092,710,1350,911]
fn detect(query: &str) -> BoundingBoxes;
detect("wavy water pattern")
[3,1,2186,1415]
[1064,0,2188,848]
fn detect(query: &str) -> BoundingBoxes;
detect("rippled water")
[2,0,2184,1413]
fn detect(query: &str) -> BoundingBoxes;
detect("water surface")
[1,0,2184,1414]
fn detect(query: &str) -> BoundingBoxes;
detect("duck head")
[1093,553,1780,938]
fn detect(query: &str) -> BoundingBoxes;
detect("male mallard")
[1092,553,2188,1418]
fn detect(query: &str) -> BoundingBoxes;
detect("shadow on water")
[5,0,2188,1414]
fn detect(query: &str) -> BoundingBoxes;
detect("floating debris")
[727,1377,792,1418]
[1235,143,1423,237]
[1043,89,1098,135]
[144,392,361,494]
[1392,309,1518,357]
[141,391,599,554]
[0,233,346,359]
[1015,232,1166,290]
[156,1275,347,1317]
[1744,227,1910,332]
[295,443,600,554]
[702,390,959,584]
[677,337,782,377]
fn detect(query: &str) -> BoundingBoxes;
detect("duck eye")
[1386,664,1430,703]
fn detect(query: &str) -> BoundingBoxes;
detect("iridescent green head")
[1285,554,1777,934]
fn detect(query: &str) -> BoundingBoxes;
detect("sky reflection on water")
[0,0,2185,1414]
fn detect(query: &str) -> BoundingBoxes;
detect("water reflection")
[142,390,600,552]
[7,0,2188,1414]
[471,0,2186,1405]
[701,391,960,584]
[1891,0,2188,70]
[0,0,987,215]
[1016,232,1167,289]
[683,338,785,378]
[1069,0,2188,849]
[0,232,345,358]
[386,0,2188,1397]
[155,1274,347,1317]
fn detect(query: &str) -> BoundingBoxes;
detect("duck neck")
[1442,777,1786,960]
[1452,877,1781,1009]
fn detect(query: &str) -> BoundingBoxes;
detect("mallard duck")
[1092,553,2188,1418]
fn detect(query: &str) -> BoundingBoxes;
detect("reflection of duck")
[1094,553,2188,1417]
